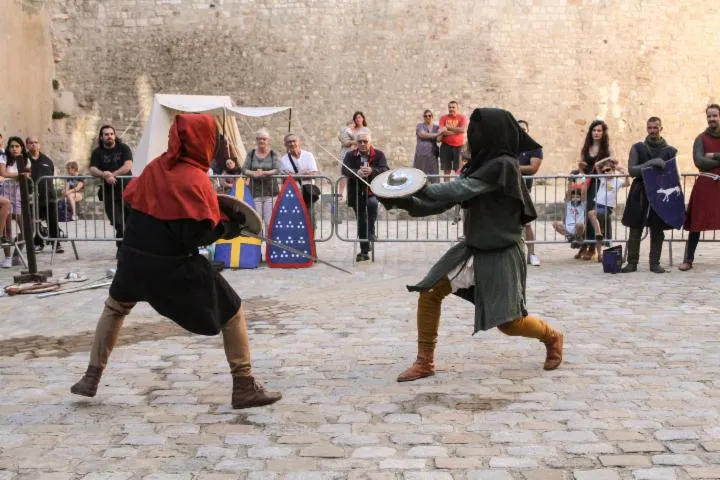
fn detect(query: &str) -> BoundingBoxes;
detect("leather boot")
[648,227,665,272]
[621,263,637,273]
[541,330,564,370]
[70,297,134,397]
[231,375,282,409]
[70,366,104,397]
[397,346,435,382]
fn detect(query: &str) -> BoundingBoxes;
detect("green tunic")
[404,175,528,334]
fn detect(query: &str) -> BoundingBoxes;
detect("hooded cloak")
[462,108,539,225]
[123,114,222,227]
[400,107,539,332]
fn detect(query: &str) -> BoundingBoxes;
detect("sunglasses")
[423,114,432,118]
[357,139,369,144]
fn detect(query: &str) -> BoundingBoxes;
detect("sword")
[240,229,353,275]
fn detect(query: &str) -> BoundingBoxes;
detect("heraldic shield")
[641,158,685,229]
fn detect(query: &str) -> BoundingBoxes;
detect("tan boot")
[70,366,104,397]
[542,330,564,370]
[397,347,435,382]
[231,375,282,409]
[70,297,133,398]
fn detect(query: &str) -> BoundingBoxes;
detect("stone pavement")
[1,234,720,480]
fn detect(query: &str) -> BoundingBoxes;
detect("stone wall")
[0,0,53,146]
[41,0,720,174]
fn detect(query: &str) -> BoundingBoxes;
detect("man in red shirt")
[437,100,468,180]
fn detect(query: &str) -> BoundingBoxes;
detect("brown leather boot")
[397,347,435,382]
[231,376,282,409]
[70,366,104,397]
[542,330,564,370]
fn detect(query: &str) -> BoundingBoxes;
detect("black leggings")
[685,231,701,263]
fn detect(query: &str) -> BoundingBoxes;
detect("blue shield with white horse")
[641,158,685,229]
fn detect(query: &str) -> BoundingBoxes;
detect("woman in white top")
[0,137,32,268]
[588,157,629,262]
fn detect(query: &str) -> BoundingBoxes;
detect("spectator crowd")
[2,102,720,271]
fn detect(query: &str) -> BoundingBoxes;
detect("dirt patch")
[400,392,514,412]
[0,297,284,358]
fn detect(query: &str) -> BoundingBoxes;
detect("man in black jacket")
[27,137,63,254]
[342,132,389,261]
[620,117,677,273]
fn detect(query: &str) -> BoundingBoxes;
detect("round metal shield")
[217,194,264,235]
[370,167,427,198]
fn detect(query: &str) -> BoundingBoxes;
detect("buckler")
[370,167,428,199]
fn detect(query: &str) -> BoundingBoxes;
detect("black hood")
[462,108,541,177]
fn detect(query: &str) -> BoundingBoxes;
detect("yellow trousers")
[416,276,551,349]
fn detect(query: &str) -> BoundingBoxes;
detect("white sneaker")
[529,254,541,266]
[1,257,12,269]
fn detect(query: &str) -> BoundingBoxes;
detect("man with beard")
[620,117,677,273]
[89,125,133,251]
[26,136,64,254]
[679,104,720,271]
[70,114,281,409]
[380,108,564,382]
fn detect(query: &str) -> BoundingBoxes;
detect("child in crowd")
[588,158,629,261]
[553,170,587,250]
[64,161,85,221]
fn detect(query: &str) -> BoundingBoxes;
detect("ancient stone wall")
[40,1,720,173]
[0,0,53,148]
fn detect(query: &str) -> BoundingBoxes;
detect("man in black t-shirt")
[517,120,543,267]
[89,125,133,248]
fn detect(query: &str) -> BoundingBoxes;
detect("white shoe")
[529,254,541,266]
[1,257,12,269]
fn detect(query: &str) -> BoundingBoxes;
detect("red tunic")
[684,133,720,231]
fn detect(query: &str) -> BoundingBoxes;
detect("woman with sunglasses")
[413,110,440,183]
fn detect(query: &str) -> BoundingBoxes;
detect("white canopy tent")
[134,94,291,174]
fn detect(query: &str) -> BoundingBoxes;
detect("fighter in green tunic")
[380,108,565,382]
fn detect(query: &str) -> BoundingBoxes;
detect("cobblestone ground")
[1,229,720,480]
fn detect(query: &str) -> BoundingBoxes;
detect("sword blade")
[240,229,353,275]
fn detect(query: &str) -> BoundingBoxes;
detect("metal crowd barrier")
[0,176,36,268]
[35,175,131,247]
[34,174,335,246]
[525,173,632,247]
[19,171,720,268]
[335,173,635,250]
[209,174,335,243]
[665,173,718,266]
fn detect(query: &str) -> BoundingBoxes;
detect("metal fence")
[336,173,635,248]
[207,174,336,243]
[0,176,36,268]
[12,171,720,266]
[33,174,337,244]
